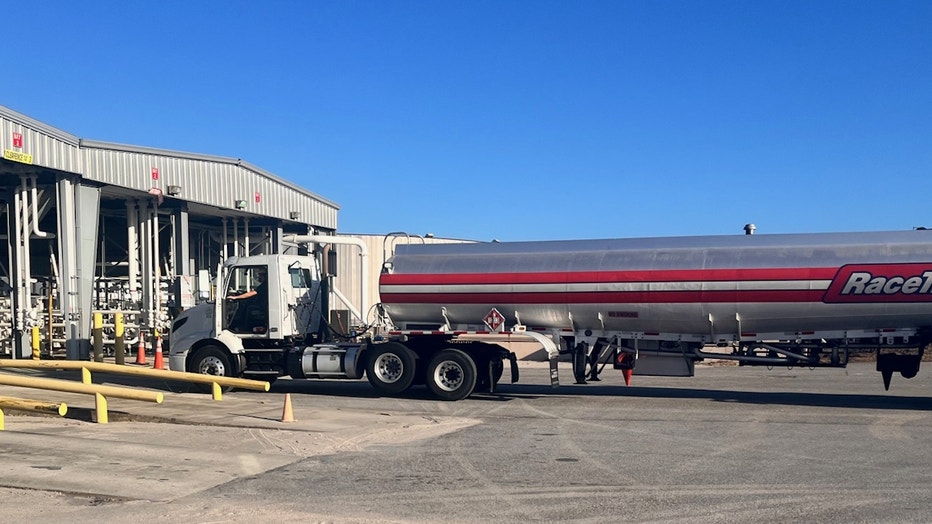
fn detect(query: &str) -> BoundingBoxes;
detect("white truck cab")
[168,254,321,378]
[168,241,515,401]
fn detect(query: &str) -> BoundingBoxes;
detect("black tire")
[189,345,235,393]
[426,349,477,401]
[191,345,234,377]
[366,342,417,395]
[475,357,504,393]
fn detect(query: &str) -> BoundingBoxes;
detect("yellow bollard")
[92,312,103,362]
[114,312,125,365]
[31,326,40,360]
[95,393,108,424]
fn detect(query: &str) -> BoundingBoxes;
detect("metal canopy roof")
[0,104,338,230]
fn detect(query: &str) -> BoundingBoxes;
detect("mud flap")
[508,352,519,384]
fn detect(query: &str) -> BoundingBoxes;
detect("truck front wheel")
[366,342,417,395]
[192,346,232,376]
[189,345,236,393]
[426,349,477,401]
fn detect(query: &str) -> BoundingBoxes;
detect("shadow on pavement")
[488,382,932,411]
[6,367,930,411]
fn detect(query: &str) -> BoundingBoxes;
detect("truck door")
[282,260,321,339]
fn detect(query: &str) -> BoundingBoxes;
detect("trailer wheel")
[366,343,417,395]
[426,349,477,401]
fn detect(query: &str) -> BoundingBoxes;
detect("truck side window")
[289,267,313,289]
[228,266,265,294]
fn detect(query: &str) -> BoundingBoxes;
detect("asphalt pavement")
[1,360,931,523]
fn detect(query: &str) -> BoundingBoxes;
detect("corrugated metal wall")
[82,140,338,230]
[0,106,81,173]
[0,104,338,231]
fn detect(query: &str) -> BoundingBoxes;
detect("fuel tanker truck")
[168,229,932,400]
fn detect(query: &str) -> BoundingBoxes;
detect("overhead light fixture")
[289,211,301,220]
[234,199,247,210]
[167,185,182,196]
[147,187,164,206]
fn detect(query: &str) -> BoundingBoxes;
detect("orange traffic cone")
[616,352,634,386]
[135,332,147,365]
[281,393,295,423]
[153,334,165,370]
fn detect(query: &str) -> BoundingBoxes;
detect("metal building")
[0,104,338,360]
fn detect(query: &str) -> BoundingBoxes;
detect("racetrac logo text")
[823,263,932,303]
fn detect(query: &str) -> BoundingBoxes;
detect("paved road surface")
[1,362,931,523]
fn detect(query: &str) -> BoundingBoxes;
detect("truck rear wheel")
[426,349,477,401]
[366,342,417,395]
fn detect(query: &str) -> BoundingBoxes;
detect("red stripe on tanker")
[380,289,828,304]
[380,267,836,304]
[380,266,839,285]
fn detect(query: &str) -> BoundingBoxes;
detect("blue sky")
[2,1,930,241]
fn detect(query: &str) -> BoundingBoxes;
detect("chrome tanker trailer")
[171,230,932,400]
[379,229,932,392]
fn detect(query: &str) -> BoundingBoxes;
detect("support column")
[126,201,140,307]
[151,202,161,334]
[11,180,28,357]
[270,225,284,255]
[243,218,250,257]
[172,206,193,311]
[138,199,152,336]
[57,179,100,360]
[222,217,229,260]
[7,188,22,358]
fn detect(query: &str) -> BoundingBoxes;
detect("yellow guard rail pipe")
[0,360,270,400]
[0,395,68,416]
[0,373,162,424]
[0,395,68,430]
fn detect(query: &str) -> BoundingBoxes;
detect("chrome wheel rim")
[374,353,404,384]
[433,360,464,392]
[198,356,226,376]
